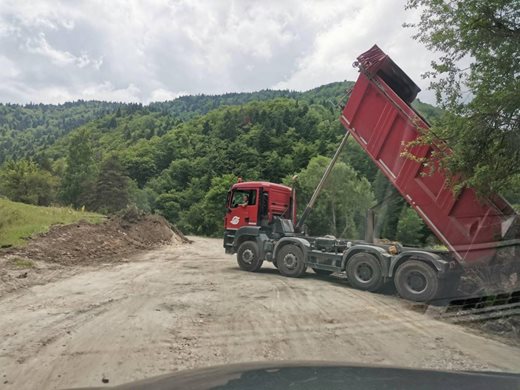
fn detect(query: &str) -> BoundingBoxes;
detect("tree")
[287,156,375,238]
[396,207,426,246]
[121,152,157,188]
[0,159,58,205]
[60,129,96,207]
[128,180,153,212]
[195,174,237,236]
[155,193,181,222]
[92,155,130,213]
[405,0,520,195]
[372,171,406,241]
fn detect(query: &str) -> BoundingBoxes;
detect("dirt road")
[1,237,519,389]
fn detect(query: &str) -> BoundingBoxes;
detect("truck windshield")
[231,189,257,208]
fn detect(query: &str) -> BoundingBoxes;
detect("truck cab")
[223,181,295,253]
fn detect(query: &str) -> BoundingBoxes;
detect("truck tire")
[277,244,306,278]
[312,268,333,276]
[237,241,263,272]
[346,253,384,292]
[394,260,439,302]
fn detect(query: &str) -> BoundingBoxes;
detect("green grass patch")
[0,198,104,248]
[7,257,35,269]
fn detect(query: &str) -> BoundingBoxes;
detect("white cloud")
[0,82,142,105]
[0,55,19,77]
[0,0,439,104]
[272,0,437,102]
[81,82,141,102]
[149,88,186,103]
[24,32,102,69]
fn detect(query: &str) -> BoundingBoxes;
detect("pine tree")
[60,129,96,207]
[93,155,130,213]
[396,207,426,246]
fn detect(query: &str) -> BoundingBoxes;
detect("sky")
[0,0,438,105]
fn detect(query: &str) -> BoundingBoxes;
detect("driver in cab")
[239,194,249,207]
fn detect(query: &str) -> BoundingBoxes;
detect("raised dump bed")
[340,45,519,266]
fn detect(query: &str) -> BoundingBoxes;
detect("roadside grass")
[0,198,104,248]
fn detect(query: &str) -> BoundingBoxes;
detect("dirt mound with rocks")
[7,213,181,265]
[0,211,188,295]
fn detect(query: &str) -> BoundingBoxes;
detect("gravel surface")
[0,237,519,389]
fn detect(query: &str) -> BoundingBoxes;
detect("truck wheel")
[277,245,306,278]
[237,241,263,272]
[346,253,384,292]
[312,268,333,276]
[394,260,439,302]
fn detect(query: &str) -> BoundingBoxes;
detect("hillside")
[0,198,103,247]
[1,81,355,163]
[0,101,129,164]
[148,81,354,120]
[0,80,444,243]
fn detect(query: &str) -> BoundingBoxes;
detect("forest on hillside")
[0,81,492,246]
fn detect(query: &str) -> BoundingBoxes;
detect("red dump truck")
[223,45,519,302]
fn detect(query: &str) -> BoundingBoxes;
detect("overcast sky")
[0,0,438,105]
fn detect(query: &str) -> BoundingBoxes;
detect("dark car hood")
[73,361,520,390]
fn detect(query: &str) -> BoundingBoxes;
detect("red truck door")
[226,188,259,230]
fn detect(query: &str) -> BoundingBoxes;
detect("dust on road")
[0,237,519,389]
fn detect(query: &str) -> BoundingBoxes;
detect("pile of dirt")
[0,212,188,295]
[2,212,182,266]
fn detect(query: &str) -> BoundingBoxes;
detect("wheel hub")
[242,249,254,264]
[406,271,427,293]
[355,263,373,283]
[283,253,297,270]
